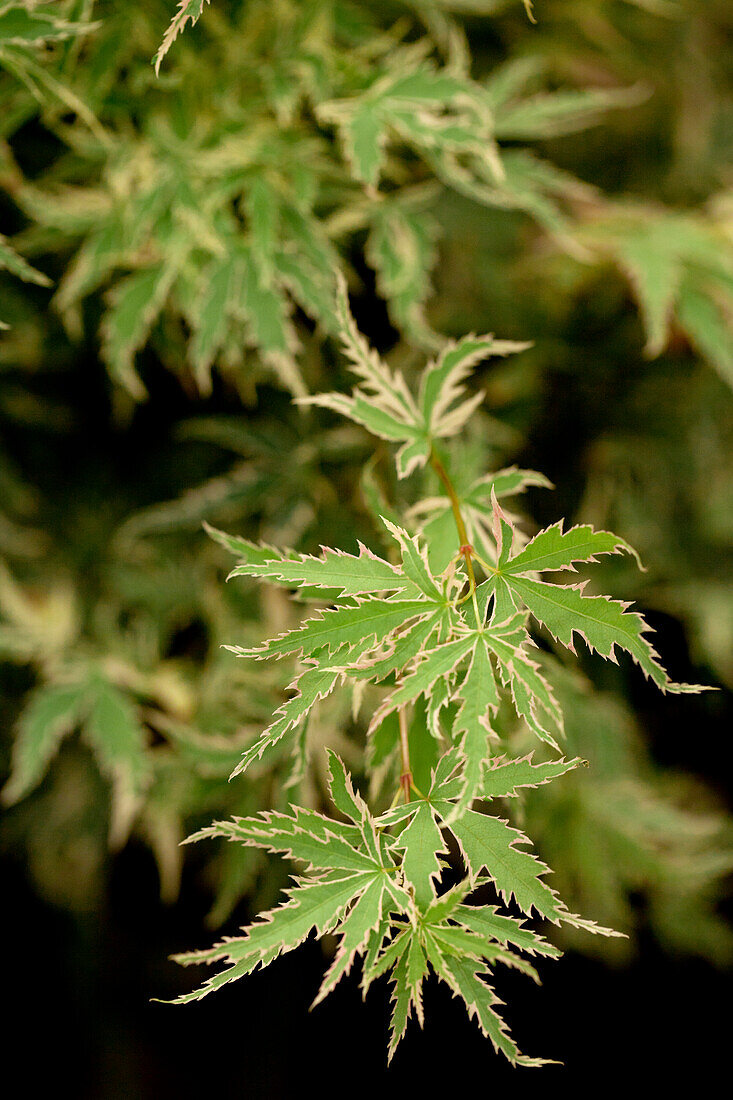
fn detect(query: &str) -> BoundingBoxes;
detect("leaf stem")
[398,707,412,802]
[429,447,482,627]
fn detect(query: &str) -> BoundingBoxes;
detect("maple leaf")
[483,504,709,694]
[299,274,528,478]
[167,753,410,1006]
[178,751,579,1065]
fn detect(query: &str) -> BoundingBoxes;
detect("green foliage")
[579,204,733,386]
[1,0,732,1075]
[3,0,728,398]
[169,286,706,1063]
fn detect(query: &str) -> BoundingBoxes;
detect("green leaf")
[620,242,682,355]
[173,758,413,1010]
[313,875,390,1005]
[228,541,419,597]
[191,810,377,873]
[386,941,427,1063]
[447,807,565,921]
[299,274,421,450]
[382,519,443,600]
[343,101,385,188]
[420,335,530,438]
[245,177,279,283]
[189,803,362,849]
[240,250,302,395]
[348,610,445,682]
[438,957,552,1067]
[481,754,582,798]
[384,949,413,1061]
[368,633,475,732]
[495,85,644,141]
[326,748,367,825]
[231,665,340,777]
[229,598,435,662]
[101,263,176,399]
[455,904,561,959]
[489,644,563,750]
[2,680,89,804]
[510,576,673,690]
[276,205,339,329]
[502,521,640,575]
[366,203,439,346]
[84,679,152,846]
[189,256,237,393]
[463,466,553,507]
[204,522,300,567]
[0,234,52,287]
[169,873,371,1003]
[396,800,446,909]
[677,280,733,390]
[450,637,500,817]
[363,927,410,990]
[0,4,96,46]
[304,391,419,445]
[334,273,418,417]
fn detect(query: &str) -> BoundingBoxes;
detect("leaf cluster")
[167,285,710,1062]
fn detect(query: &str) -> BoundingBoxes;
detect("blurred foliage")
[1,0,731,981]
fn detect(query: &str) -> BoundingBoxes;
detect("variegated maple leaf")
[171,750,612,1065]
[482,497,708,694]
[298,273,530,478]
[173,282,710,1069]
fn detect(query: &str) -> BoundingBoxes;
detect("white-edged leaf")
[503,520,641,575]
[313,875,390,1005]
[382,518,443,600]
[229,541,419,597]
[420,334,530,437]
[481,753,581,799]
[449,637,500,819]
[438,957,553,1067]
[228,598,435,662]
[368,633,475,734]
[154,0,210,75]
[446,807,565,921]
[509,576,703,693]
[231,665,340,778]
[396,800,447,909]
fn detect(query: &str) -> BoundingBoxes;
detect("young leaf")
[420,334,530,439]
